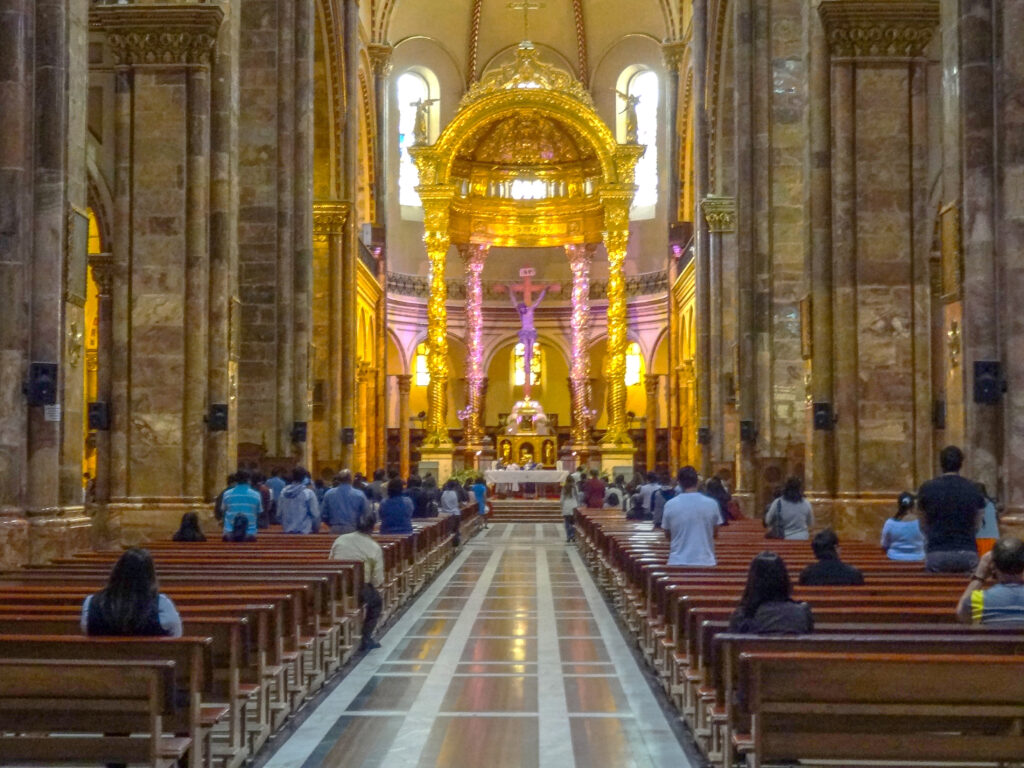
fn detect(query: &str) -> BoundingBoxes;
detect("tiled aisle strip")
[261,544,478,767]
[375,546,504,765]
[567,545,692,766]
[535,546,576,768]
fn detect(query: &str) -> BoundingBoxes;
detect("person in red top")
[582,469,606,509]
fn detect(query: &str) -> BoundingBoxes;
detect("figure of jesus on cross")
[496,268,560,400]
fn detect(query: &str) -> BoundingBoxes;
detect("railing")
[358,240,380,274]
[386,269,669,301]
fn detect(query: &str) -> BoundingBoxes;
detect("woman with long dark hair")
[728,552,813,634]
[172,511,206,542]
[764,475,814,540]
[80,548,182,637]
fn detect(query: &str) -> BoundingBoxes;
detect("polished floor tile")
[407,617,459,637]
[388,636,448,662]
[301,715,405,768]
[568,717,643,768]
[559,637,610,663]
[470,617,537,637]
[563,675,629,713]
[441,675,537,712]
[460,637,537,662]
[556,617,602,637]
[347,675,426,711]
[417,716,539,768]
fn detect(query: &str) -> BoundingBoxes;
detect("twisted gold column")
[423,204,453,449]
[601,211,632,449]
[459,244,488,447]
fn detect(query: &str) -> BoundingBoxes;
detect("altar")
[484,469,569,497]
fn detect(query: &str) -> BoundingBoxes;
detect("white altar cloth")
[484,469,568,485]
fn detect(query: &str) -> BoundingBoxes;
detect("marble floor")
[259,523,694,768]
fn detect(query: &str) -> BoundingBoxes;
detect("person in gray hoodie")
[279,466,321,534]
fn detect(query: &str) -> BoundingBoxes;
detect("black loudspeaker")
[813,402,834,431]
[697,427,711,445]
[340,427,355,445]
[25,362,59,406]
[291,421,308,443]
[740,420,757,443]
[974,361,1003,404]
[208,403,228,431]
[933,399,946,430]
[87,401,110,431]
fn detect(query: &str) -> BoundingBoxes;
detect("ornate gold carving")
[818,1,939,58]
[460,42,596,110]
[313,200,350,241]
[947,320,961,369]
[422,202,453,450]
[939,202,962,302]
[91,4,224,67]
[366,43,393,78]
[700,195,736,233]
[601,202,632,449]
[465,112,587,164]
[67,322,84,369]
[662,40,688,73]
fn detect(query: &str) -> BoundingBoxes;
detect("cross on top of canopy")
[410,42,643,248]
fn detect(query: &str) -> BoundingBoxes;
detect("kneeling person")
[330,509,385,650]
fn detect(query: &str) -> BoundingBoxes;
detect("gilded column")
[355,362,371,473]
[645,374,660,471]
[601,203,632,449]
[315,200,349,464]
[420,202,453,449]
[701,196,736,465]
[566,243,594,449]
[90,256,115,505]
[397,374,412,479]
[459,244,488,449]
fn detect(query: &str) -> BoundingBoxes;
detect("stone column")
[692,0,712,476]
[459,244,489,449]
[90,256,115,505]
[566,244,594,449]
[645,374,660,471]
[421,202,453,451]
[600,203,632,452]
[397,374,412,479]
[315,200,350,465]
[701,196,736,465]
[275,0,296,457]
[355,362,371,473]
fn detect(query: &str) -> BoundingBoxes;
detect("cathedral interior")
[2,0,1023,564]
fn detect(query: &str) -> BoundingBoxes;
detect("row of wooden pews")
[0,505,480,768]
[575,510,1024,768]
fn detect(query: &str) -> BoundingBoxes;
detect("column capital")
[817,1,939,59]
[91,3,225,67]
[367,43,394,77]
[700,195,736,233]
[89,252,116,295]
[396,373,412,394]
[565,243,597,269]
[458,243,489,270]
[661,39,688,72]
[645,374,661,397]
[313,200,350,239]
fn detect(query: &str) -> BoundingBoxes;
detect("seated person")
[880,492,925,561]
[729,551,813,634]
[379,477,414,534]
[956,536,1024,626]
[172,511,206,542]
[330,510,385,650]
[222,469,261,541]
[80,548,182,637]
[799,529,865,586]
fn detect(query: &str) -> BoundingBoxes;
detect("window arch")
[617,67,659,217]
[414,342,430,386]
[396,69,439,209]
[512,342,543,388]
[625,341,644,387]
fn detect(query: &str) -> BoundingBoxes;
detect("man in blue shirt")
[322,469,368,534]
[222,470,262,541]
[279,467,321,533]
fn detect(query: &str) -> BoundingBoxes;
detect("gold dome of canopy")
[458,111,593,167]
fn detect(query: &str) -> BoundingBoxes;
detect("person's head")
[991,536,1024,578]
[811,528,840,560]
[178,511,201,533]
[782,476,803,503]
[590,469,599,478]
[356,509,378,535]
[291,466,309,485]
[272,467,286,479]
[444,478,459,491]
[229,515,249,541]
[407,474,422,488]
[337,469,353,485]
[476,476,485,485]
[374,469,386,481]
[705,476,726,500]
[615,474,625,486]
[562,476,576,497]
[387,477,404,497]
[939,445,964,473]
[236,469,252,486]
[677,466,699,491]
[895,492,915,519]
[647,471,657,483]
[424,474,437,489]
[94,548,160,633]
[738,552,793,617]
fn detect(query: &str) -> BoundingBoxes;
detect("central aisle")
[263,523,694,768]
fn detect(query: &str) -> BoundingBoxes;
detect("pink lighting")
[566,244,593,446]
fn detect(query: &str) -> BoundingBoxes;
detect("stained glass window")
[397,72,430,207]
[625,342,643,387]
[414,342,430,386]
[513,342,543,387]
[622,69,659,213]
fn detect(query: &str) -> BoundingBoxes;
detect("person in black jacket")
[799,529,865,586]
[729,552,813,634]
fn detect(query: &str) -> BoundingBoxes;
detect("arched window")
[618,68,659,216]
[512,342,543,387]
[625,341,643,386]
[397,71,436,208]
[414,342,430,386]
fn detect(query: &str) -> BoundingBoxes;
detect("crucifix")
[507,0,545,42]
[495,268,561,400]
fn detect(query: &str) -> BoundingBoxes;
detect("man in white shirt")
[639,472,660,519]
[662,466,720,566]
[329,509,385,651]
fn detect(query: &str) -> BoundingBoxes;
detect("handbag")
[764,498,785,539]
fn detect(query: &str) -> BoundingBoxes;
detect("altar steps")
[487,498,563,522]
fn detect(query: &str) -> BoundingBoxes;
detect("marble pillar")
[355,362,371,474]
[459,244,489,449]
[397,374,412,479]
[692,0,712,476]
[275,0,296,457]
[566,244,594,450]
[315,200,350,466]
[701,196,736,467]
[644,375,660,472]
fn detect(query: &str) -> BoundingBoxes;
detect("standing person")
[172,511,206,542]
[321,469,368,535]
[81,548,182,638]
[330,510,386,650]
[421,474,440,516]
[975,483,1001,557]
[728,552,814,634]
[221,469,261,542]
[440,479,462,515]
[368,469,387,506]
[279,467,321,534]
[764,476,814,540]
[560,476,581,543]
[651,473,677,529]
[956,536,1024,626]
[704,476,732,526]
[917,445,986,573]
[582,469,606,509]
[266,468,287,523]
[405,475,427,517]
[472,475,489,529]
[798,529,865,586]
[661,466,721,566]
[252,472,272,529]
[880,492,925,561]
[379,478,414,534]
[639,471,660,519]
